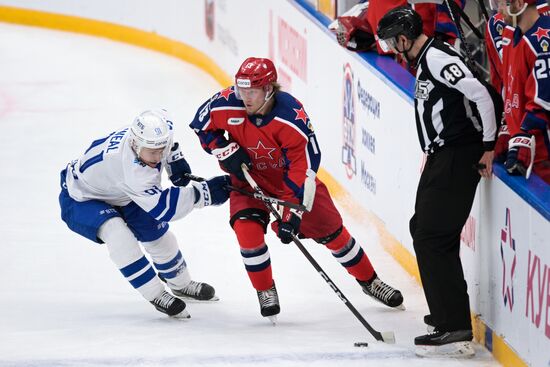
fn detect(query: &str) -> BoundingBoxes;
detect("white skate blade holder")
[267,315,277,325]
[171,309,191,319]
[415,341,475,358]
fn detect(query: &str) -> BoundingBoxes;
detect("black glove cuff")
[483,141,496,151]
[192,187,200,204]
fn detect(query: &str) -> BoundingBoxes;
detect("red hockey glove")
[273,208,303,244]
[211,142,252,181]
[494,124,510,163]
[504,133,536,178]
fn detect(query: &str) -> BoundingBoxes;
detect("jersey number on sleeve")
[535,58,550,79]
[441,63,466,85]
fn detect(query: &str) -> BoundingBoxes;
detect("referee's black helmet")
[377,6,423,41]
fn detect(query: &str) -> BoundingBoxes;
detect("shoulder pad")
[210,86,242,109]
[525,17,550,54]
[488,14,505,38]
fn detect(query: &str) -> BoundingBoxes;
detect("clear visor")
[378,37,398,54]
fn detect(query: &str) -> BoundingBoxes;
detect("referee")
[377,6,502,358]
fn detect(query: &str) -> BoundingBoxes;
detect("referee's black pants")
[409,142,483,332]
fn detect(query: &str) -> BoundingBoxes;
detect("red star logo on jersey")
[247,140,276,160]
[294,107,308,124]
[219,87,234,101]
[533,27,550,42]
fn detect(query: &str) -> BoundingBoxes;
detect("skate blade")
[394,303,406,311]
[171,309,191,319]
[177,295,220,303]
[363,290,406,310]
[415,341,475,358]
[267,315,278,325]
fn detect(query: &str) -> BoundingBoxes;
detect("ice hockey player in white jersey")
[59,109,230,318]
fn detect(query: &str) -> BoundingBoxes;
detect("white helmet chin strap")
[507,2,528,27]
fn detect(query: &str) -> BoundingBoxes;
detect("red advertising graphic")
[205,0,215,41]
[278,18,307,82]
[526,249,550,339]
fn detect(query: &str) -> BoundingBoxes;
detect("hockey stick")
[443,0,477,71]
[182,173,307,211]
[240,164,396,344]
[474,0,490,21]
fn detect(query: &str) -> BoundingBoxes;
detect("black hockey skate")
[357,274,404,309]
[150,291,190,318]
[172,281,218,301]
[257,282,280,324]
[414,329,474,358]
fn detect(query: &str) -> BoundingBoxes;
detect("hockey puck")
[354,342,368,347]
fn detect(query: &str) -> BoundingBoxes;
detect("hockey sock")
[234,219,273,291]
[325,226,375,281]
[98,217,164,301]
[143,230,191,289]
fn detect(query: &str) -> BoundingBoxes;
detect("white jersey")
[65,126,196,222]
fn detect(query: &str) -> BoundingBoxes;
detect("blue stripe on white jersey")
[84,131,115,154]
[148,187,181,222]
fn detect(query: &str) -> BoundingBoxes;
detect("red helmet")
[235,57,277,88]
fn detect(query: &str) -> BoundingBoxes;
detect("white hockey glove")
[191,175,231,208]
[166,143,192,187]
[504,133,536,179]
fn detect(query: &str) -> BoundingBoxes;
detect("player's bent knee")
[233,219,266,249]
[142,230,178,254]
[230,208,269,232]
[318,226,352,251]
[98,217,135,245]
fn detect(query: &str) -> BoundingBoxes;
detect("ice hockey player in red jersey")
[486,11,507,93]
[189,57,404,321]
[495,0,550,183]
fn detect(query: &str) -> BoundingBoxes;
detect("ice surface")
[0,23,500,367]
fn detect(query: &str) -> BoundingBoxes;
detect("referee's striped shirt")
[413,38,500,154]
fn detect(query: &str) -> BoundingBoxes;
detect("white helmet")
[129,109,173,157]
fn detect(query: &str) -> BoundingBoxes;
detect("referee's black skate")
[257,282,280,324]
[357,274,404,310]
[414,329,474,358]
[150,291,190,318]
[172,280,219,301]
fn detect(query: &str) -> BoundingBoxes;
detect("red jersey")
[486,13,506,93]
[486,3,549,94]
[501,15,550,163]
[190,87,321,204]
